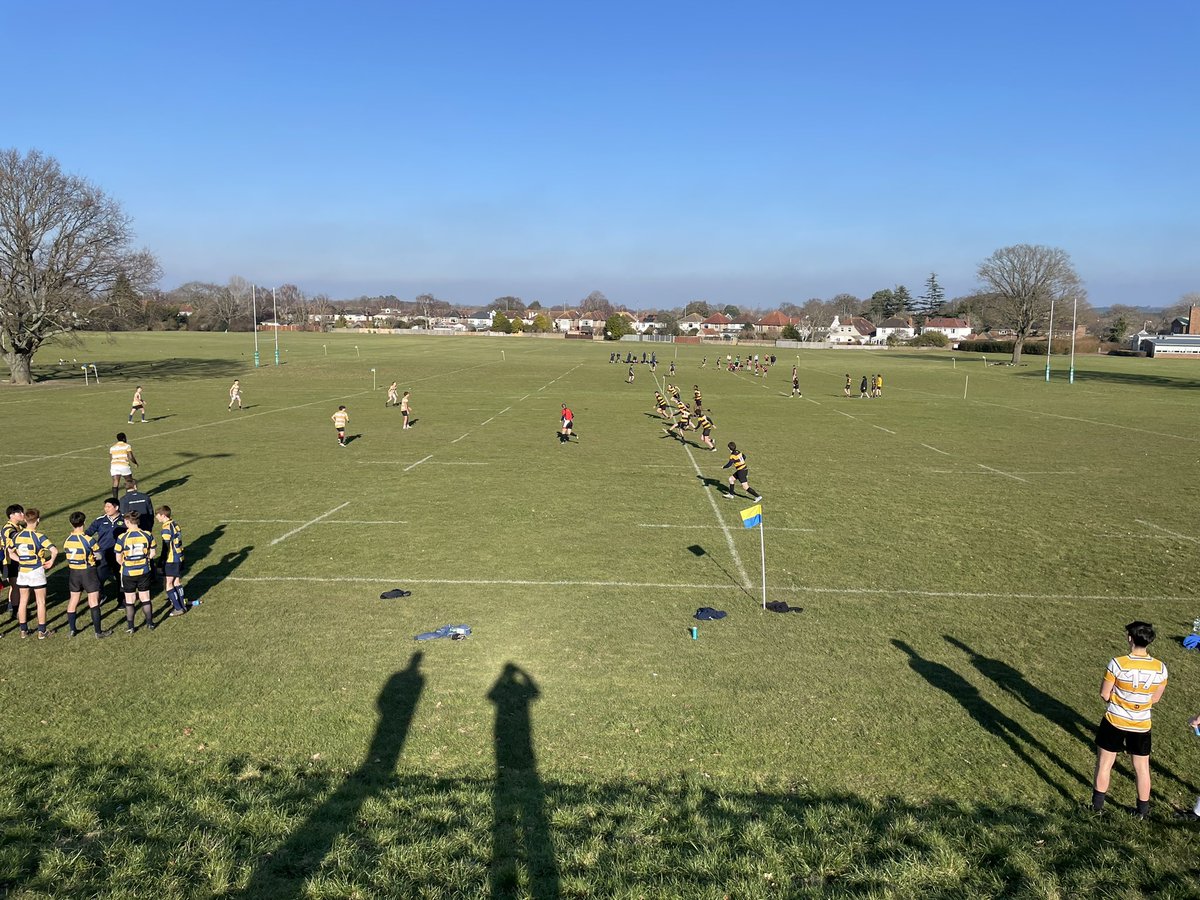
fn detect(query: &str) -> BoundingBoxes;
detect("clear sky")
[7,0,1197,309]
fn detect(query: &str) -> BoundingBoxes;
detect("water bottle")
[1193,617,1200,634]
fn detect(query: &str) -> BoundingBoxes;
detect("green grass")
[2,332,1200,898]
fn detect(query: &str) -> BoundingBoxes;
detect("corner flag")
[740,504,762,529]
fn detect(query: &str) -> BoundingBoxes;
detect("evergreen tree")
[892,285,913,316]
[917,273,945,316]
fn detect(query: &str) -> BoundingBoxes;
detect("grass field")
[2,331,1200,899]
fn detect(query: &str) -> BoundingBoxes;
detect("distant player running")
[722,442,762,502]
[386,382,399,407]
[626,365,635,384]
[332,406,350,446]
[695,409,717,451]
[791,366,802,398]
[128,386,146,423]
[692,385,703,412]
[664,403,691,442]
[653,391,670,418]
[109,432,139,494]
[228,380,243,410]
[844,374,852,397]
[400,391,412,429]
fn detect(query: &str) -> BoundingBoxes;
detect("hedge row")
[956,339,1073,355]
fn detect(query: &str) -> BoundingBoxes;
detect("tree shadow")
[39,357,245,383]
[943,635,1200,797]
[1014,368,1200,390]
[238,652,426,898]
[891,640,1087,802]
[143,476,190,497]
[488,663,561,900]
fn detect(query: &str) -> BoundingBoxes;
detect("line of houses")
[309,307,975,344]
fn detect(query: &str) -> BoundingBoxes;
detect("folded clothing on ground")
[694,607,727,620]
[415,624,471,641]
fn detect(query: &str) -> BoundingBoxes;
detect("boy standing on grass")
[87,498,126,607]
[62,512,112,638]
[1091,621,1168,819]
[156,506,189,616]
[9,508,57,639]
[401,391,412,429]
[386,382,398,407]
[559,404,575,443]
[115,512,156,633]
[3,504,25,621]
[228,379,243,410]
[332,405,350,446]
[722,442,762,502]
[109,432,138,494]
[128,385,146,423]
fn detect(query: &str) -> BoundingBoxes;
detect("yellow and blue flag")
[740,504,762,529]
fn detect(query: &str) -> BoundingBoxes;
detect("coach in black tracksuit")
[87,498,127,604]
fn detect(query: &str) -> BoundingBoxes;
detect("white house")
[1144,335,1200,357]
[553,311,580,332]
[874,316,916,343]
[464,309,494,330]
[922,317,971,341]
[828,315,875,345]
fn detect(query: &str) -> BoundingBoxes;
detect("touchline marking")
[519,394,530,401]
[834,410,856,419]
[451,433,470,443]
[921,444,951,456]
[872,425,896,434]
[269,501,351,546]
[804,397,822,406]
[214,575,1190,603]
[977,463,1028,483]
[1134,519,1200,544]
[497,406,511,415]
[404,455,433,472]
[683,443,751,589]
[228,519,408,525]
[638,524,814,533]
[480,416,495,426]
[971,399,1200,444]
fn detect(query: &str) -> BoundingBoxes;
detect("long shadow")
[42,452,232,520]
[488,664,561,900]
[687,544,754,599]
[944,635,1200,797]
[190,545,253,600]
[54,357,244,383]
[1014,368,1200,390]
[891,640,1087,802]
[143,476,190,497]
[239,652,426,898]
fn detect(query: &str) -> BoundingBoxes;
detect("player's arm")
[722,459,733,469]
[129,451,139,466]
[44,543,58,569]
[1149,679,1167,705]
[1099,669,1115,702]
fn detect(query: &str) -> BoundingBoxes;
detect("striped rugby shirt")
[1103,654,1168,732]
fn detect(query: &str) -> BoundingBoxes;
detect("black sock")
[1091,790,1106,811]
[125,606,135,629]
[1136,799,1149,817]
[67,611,77,633]
[142,602,153,625]
[90,606,103,634]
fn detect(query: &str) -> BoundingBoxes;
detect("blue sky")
[7,1,1197,309]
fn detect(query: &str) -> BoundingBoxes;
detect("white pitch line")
[1134,519,1200,544]
[834,410,856,419]
[228,519,407,525]
[480,416,495,426]
[403,455,433,472]
[872,425,896,434]
[269,501,351,546]
[519,394,530,401]
[977,463,1029,483]
[214,574,1192,603]
[497,406,511,415]
[638,524,814,532]
[971,399,1200,444]
[803,397,822,406]
[683,444,751,589]
[921,444,951,456]
[451,433,470,443]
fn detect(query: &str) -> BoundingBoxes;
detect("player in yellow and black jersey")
[692,385,703,412]
[695,410,716,451]
[62,511,112,638]
[667,383,680,403]
[664,403,692,442]
[653,391,669,418]
[722,442,762,502]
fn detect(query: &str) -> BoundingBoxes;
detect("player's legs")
[137,589,154,627]
[85,590,108,636]
[17,586,30,634]
[67,590,82,634]
[33,586,48,634]
[123,589,139,631]
[1092,747,1118,801]
[1132,753,1152,803]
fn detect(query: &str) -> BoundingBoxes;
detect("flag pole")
[759,516,767,610]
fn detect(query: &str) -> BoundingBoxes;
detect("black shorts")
[733,469,749,484]
[163,562,182,578]
[702,428,711,437]
[1096,717,1151,756]
[123,573,151,594]
[68,568,102,594]
[4,560,17,580]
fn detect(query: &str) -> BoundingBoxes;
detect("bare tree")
[0,149,160,383]
[977,244,1083,364]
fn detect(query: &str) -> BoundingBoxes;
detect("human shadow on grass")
[238,652,426,899]
[190,545,253,601]
[343,433,363,446]
[891,640,1087,802]
[488,663,561,900]
[42,452,232,520]
[944,635,1200,799]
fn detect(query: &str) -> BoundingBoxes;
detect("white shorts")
[16,568,47,588]
[111,464,132,477]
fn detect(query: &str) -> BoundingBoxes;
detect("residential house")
[553,310,580,332]
[756,311,792,337]
[828,315,876,344]
[922,317,972,341]
[679,312,705,333]
[874,316,915,343]
[699,312,735,336]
